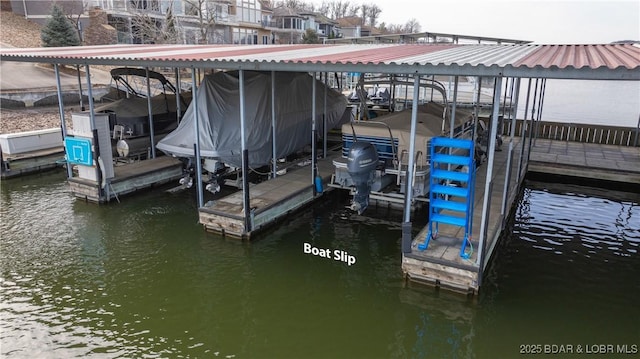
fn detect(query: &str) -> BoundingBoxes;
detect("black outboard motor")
[347,141,379,214]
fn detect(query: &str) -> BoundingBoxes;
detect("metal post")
[401,75,421,254]
[76,65,85,111]
[271,71,277,178]
[191,68,204,209]
[145,67,156,159]
[323,72,328,158]
[527,79,540,159]
[500,78,521,218]
[476,76,503,280]
[473,76,482,147]
[54,64,73,179]
[239,70,251,232]
[449,76,459,138]
[85,64,96,129]
[311,72,318,194]
[517,78,533,182]
[634,114,639,147]
[175,68,181,124]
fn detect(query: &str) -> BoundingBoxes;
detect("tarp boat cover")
[343,103,473,167]
[157,71,350,168]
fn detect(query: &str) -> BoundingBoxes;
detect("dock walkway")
[199,151,341,239]
[403,137,640,294]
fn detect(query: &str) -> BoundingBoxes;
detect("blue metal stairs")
[418,137,476,259]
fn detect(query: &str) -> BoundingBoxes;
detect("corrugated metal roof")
[1,43,638,80]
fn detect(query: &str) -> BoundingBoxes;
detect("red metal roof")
[1,43,638,80]
[515,44,640,69]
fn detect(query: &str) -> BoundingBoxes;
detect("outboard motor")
[347,141,379,214]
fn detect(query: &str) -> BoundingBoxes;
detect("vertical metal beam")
[145,67,156,159]
[476,76,503,280]
[517,78,533,182]
[527,79,540,161]
[191,68,204,209]
[449,76,459,138]
[271,70,277,178]
[239,70,251,232]
[54,64,73,179]
[401,75,421,254]
[76,65,85,111]
[500,77,521,218]
[85,64,96,129]
[175,68,181,124]
[323,72,328,158]
[311,72,318,194]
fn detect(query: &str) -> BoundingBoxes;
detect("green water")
[1,171,638,358]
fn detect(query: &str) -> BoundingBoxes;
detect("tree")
[41,4,81,47]
[366,4,381,28]
[302,28,320,44]
[404,18,421,33]
[184,0,220,44]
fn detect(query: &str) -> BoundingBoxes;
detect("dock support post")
[517,78,533,182]
[239,70,251,232]
[401,74,421,254]
[449,76,459,138]
[323,72,328,159]
[85,64,104,200]
[311,72,317,195]
[526,79,541,167]
[54,64,72,179]
[85,64,96,130]
[175,68,181,124]
[476,76,503,285]
[145,67,156,159]
[76,65,85,111]
[191,67,204,209]
[271,71,277,178]
[501,78,521,219]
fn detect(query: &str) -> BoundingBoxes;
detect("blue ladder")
[418,137,476,259]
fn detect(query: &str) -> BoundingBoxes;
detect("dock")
[69,156,183,203]
[1,147,64,179]
[199,152,340,239]
[402,136,640,294]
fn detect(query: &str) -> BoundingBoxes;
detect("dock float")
[1,147,64,179]
[199,153,339,239]
[403,138,523,295]
[528,139,640,185]
[403,136,640,295]
[69,155,183,203]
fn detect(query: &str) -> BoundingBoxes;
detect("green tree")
[302,28,320,44]
[41,4,81,47]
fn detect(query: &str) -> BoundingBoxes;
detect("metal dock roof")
[1,43,638,80]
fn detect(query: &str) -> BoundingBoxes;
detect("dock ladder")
[418,137,476,259]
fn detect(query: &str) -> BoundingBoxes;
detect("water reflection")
[1,173,639,358]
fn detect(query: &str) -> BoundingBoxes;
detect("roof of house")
[1,43,638,80]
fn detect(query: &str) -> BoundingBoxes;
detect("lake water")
[1,171,638,358]
[515,79,640,127]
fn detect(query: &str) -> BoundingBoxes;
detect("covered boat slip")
[199,152,340,239]
[2,42,637,294]
[403,137,524,294]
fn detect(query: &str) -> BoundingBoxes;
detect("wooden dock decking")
[528,139,640,185]
[69,156,183,203]
[403,137,524,294]
[199,151,341,239]
[402,136,640,294]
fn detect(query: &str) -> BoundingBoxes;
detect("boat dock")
[199,152,339,239]
[402,136,640,294]
[69,156,183,203]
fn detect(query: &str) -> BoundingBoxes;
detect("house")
[9,0,276,45]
